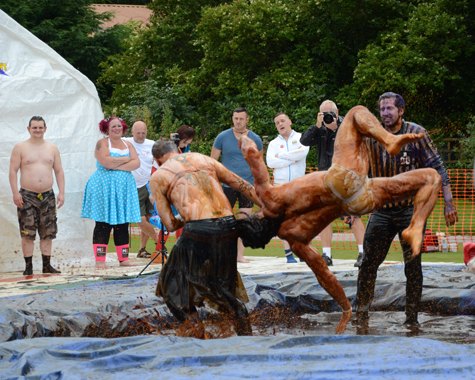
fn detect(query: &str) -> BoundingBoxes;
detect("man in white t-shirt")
[266,112,309,263]
[124,121,157,258]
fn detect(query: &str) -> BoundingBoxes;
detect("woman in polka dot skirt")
[82,117,141,267]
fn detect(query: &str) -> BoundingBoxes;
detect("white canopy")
[0,10,103,272]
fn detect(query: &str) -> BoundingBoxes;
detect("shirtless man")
[239,105,442,333]
[149,140,262,336]
[9,116,65,275]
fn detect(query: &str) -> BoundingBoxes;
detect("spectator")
[124,120,157,258]
[150,140,262,335]
[81,117,141,267]
[266,112,309,263]
[9,116,64,275]
[300,100,366,267]
[356,92,458,326]
[211,107,263,263]
[173,124,196,153]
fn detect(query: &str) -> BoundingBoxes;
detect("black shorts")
[137,185,154,217]
[222,186,253,209]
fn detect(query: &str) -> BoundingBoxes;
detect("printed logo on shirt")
[400,151,411,166]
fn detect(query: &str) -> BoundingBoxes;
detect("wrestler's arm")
[149,172,185,232]
[213,159,262,208]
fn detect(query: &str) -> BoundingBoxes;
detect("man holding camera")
[300,100,366,267]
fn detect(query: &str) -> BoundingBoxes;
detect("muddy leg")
[401,169,442,257]
[370,169,442,257]
[290,241,352,334]
[350,106,424,155]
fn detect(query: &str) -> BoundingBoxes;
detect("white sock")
[322,247,332,258]
[358,245,363,254]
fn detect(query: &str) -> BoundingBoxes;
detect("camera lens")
[323,112,335,124]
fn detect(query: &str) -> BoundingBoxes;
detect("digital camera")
[323,112,336,124]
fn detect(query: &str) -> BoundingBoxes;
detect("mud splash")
[78,304,314,340]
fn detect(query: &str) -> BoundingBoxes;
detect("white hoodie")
[266,130,309,184]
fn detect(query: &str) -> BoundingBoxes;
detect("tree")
[337,0,474,136]
[0,0,131,83]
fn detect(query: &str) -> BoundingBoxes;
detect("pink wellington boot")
[94,244,107,269]
[116,244,134,266]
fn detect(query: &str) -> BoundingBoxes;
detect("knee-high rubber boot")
[93,244,107,262]
[116,244,129,263]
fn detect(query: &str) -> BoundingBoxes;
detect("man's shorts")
[340,215,361,225]
[18,189,57,240]
[138,184,154,217]
[222,186,254,209]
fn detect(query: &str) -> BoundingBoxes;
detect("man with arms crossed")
[266,112,309,263]
[9,116,65,275]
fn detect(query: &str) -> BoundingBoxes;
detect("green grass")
[121,235,464,263]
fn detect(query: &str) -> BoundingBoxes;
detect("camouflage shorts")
[17,189,57,240]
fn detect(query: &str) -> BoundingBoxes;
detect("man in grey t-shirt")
[211,107,263,263]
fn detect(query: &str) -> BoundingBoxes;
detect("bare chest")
[22,147,54,167]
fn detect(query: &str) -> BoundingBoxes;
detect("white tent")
[0,10,103,272]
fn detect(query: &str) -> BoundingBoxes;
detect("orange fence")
[132,168,474,254]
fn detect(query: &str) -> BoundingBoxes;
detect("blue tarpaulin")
[0,264,473,378]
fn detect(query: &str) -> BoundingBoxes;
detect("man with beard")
[355,92,457,327]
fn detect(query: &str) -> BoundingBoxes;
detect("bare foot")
[237,257,250,263]
[386,132,424,155]
[335,308,352,334]
[95,261,106,270]
[401,226,424,260]
[238,135,257,155]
